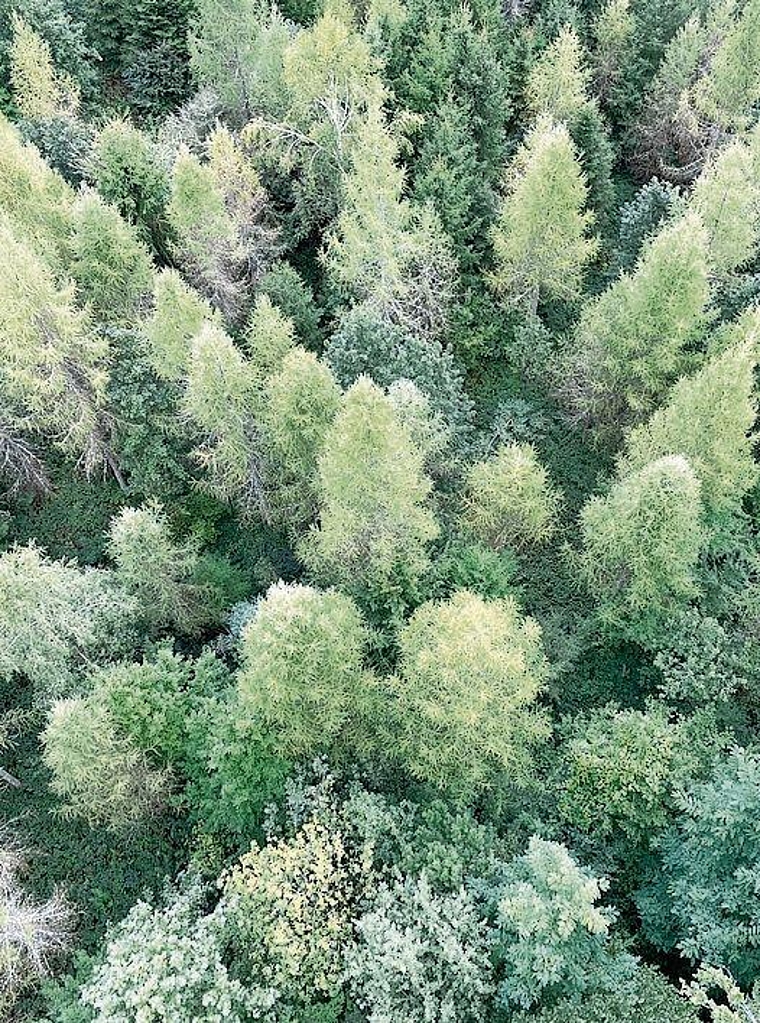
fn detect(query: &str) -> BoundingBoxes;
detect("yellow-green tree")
[568,211,710,426]
[579,455,705,645]
[300,376,439,615]
[237,581,371,757]
[617,313,759,525]
[391,590,550,794]
[491,116,597,311]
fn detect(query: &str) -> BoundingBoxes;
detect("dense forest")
[3,0,760,1019]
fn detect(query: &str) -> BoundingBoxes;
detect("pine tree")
[617,312,759,524]
[299,376,439,616]
[579,455,704,646]
[568,211,710,426]
[391,590,550,794]
[491,116,597,311]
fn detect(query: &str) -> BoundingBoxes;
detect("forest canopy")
[2,0,760,1021]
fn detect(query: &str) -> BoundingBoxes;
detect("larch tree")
[0,113,73,266]
[578,454,705,646]
[41,696,171,829]
[0,216,118,477]
[108,503,229,634]
[324,101,456,340]
[391,590,550,795]
[463,443,560,550]
[299,376,439,616]
[263,348,341,526]
[141,269,219,382]
[617,311,760,525]
[189,0,289,120]
[526,25,590,124]
[0,544,134,703]
[236,581,371,757]
[525,25,616,227]
[689,136,760,274]
[183,322,267,519]
[8,12,76,121]
[694,0,760,132]
[490,116,597,312]
[67,189,154,321]
[567,211,711,428]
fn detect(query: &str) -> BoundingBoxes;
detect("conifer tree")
[464,443,560,550]
[237,581,371,757]
[491,116,597,311]
[189,0,290,120]
[525,25,615,227]
[243,293,296,384]
[590,0,635,109]
[68,189,154,321]
[391,591,550,794]
[263,348,341,525]
[412,93,495,275]
[526,25,590,123]
[141,269,219,382]
[0,544,134,703]
[579,455,704,645]
[0,113,73,265]
[91,120,170,257]
[300,376,439,615]
[324,102,456,340]
[168,130,278,321]
[8,12,75,120]
[690,138,760,275]
[695,0,760,132]
[42,696,170,828]
[108,503,229,634]
[183,322,266,518]
[0,217,116,474]
[568,211,710,426]
[617,314,759,524]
